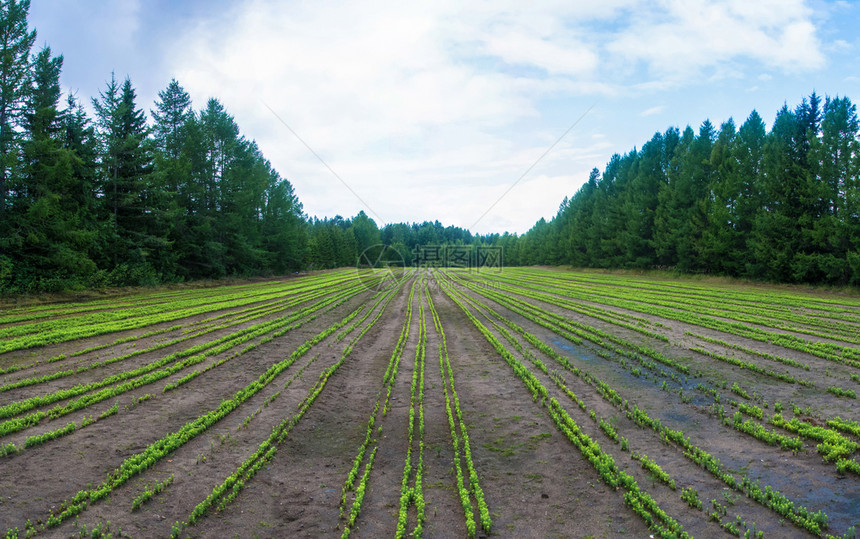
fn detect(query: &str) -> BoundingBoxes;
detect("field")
[0,267,858,538]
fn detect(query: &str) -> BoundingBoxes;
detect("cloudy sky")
[29,0,860,235]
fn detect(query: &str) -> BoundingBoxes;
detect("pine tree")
[261,170,305,272]
[151,79,193,161]
[698,119,737,274]
[92,74,157,281]
[803,96,860,281]
[750,106,802,281]
[151,79,194,279]
[567,168,599,267]
[654,126,695,268]
[732,110,767,276]
[60,94,99,254]
[0,0,35,217]
[624,130,676,268]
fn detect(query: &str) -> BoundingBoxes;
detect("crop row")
[0,270,366,354]
[437,274,689,537]
[0,293,294,394]
[131,474,174,511]
[9,281,371,536]
[442,271,836,537]
[685,331,812,371]
[179,283,399,536]
[489,269,860,367]
[770,414,860,474]
[695,378,860,476]
[0,278,353,396]
[340,278,417,538]
[426,280,491,537]
[500,268,860,342]
[395,278,427,539]
[0,283,365,442]
[441,274,724,536]
[448,272,689,383]
[0,278,296,326]
[689,346,811,385]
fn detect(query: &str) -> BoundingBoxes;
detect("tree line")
[0,0,309,293]
[3,1,857,293]
[0,1,507,294]
[514,93,860,285]
[305,215,507,270]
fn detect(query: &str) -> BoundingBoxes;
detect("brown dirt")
[0,270,858,538]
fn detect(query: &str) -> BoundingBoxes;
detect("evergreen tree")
[0,0,34,217]
[60,94,100,274]
[261,169,305,272]
[751,105,804,281]
[151,79,193,162]
[731,110,767,275]
[92,74,158,282]
[654,126,695,267]
[623,131,674,268]
[351,210,381,259]
[14,48,95,290]
[150,79,194,278]
[801,96,860,281]
[698,119,737,274]
[567,168,599,267]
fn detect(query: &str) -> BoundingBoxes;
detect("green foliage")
[11,275,369,533]
[633,453,676,489]
[183,284,394,534]
[739,403,763,420]
[131,475,174,511]
[441,267,842,539]
[0,14,309,294]
[426,285,490,536]
[515,93,860,286]
[24,421,76,448]
[440,273,689,538]
[827,386,857,399]
[681,487,702,510]
[0,442,19,458]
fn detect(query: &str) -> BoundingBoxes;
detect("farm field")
[0,267,859,538]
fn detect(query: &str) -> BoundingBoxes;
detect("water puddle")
[551,338,598,361]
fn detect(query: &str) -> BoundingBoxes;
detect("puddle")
[689,394,712,407]
[663,409,692,425]
[722,457,860,533]
[551,338,599,361]
[806,486,860,531]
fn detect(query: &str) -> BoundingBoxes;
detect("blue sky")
[29,0,860,235]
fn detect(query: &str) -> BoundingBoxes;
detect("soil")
[0,269,858,538]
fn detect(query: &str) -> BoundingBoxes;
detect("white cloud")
[607,0,825,80]
[640,105,665,116]
[478,29,599,76]
[171,0,606,233]
[829,39,851,52]
[163,0,829,234]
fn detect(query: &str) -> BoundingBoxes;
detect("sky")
[28,0,860,235]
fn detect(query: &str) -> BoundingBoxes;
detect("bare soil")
[0,270,858,538]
